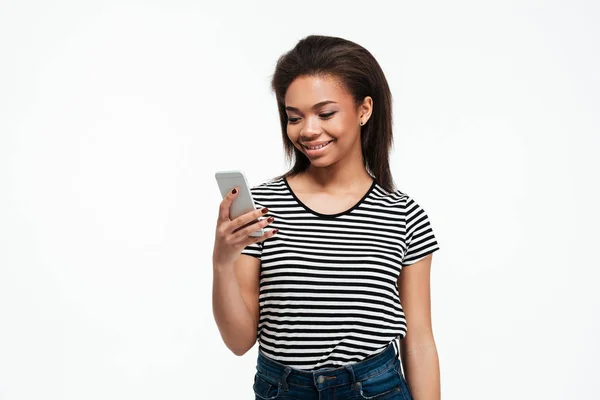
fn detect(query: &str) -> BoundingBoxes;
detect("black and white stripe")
[241,177,440,371]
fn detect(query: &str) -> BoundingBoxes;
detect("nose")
[301,115,321,136]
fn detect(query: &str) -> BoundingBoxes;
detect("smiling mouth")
[302,140,333,150]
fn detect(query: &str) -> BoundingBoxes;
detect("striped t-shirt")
[241,176,440,371]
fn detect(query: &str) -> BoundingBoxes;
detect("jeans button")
[317,375,325,384]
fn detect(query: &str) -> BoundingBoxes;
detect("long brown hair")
[268,34,397,193]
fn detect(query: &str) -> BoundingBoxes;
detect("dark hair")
[268,35,397,193]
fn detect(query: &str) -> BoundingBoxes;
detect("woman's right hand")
[212,187,277,268]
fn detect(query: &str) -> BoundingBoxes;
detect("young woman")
[212,35,441,400]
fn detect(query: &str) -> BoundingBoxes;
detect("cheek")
[285,118,354,144]
[286,130,297,144]
[286,132,302,151]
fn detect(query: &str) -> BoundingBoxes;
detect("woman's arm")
[398,253,441,400]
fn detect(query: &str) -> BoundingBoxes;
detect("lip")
[302,140,333,156]
[302,140,332,147]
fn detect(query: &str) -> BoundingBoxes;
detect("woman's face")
[284,75,372,167]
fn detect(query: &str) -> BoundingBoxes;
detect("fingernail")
[261,207,269,214]
[273,229,278,235]
[231,188,237,194]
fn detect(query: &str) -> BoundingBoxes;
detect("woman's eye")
[287,112,336,124]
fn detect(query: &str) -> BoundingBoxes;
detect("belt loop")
[344,364,357,390]
[280,366,292,392]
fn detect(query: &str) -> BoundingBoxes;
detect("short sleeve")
[241,240,263,260]
[402,195,440,267]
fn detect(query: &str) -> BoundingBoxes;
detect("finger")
[229,206,270,234]
[232,215,275,242]
[241,227,278,248]
[218,187,239,223]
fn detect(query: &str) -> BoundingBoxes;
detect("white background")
[1,1,598,399]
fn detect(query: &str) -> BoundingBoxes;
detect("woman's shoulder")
[371,181,411,205]
[374,185,436,225]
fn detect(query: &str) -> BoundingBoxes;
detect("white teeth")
[304,141,332,150]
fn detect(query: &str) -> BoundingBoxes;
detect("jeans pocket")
[253,371,281,399]
[357,361,403,399]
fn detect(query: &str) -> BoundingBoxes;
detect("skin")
[399,254,441,400]
[284,74,441,400]
[284,74,374,204]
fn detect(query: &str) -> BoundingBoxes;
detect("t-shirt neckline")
[282,176,377,219]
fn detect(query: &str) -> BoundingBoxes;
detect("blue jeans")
[253,342,414,400]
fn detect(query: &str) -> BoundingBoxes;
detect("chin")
[309,156,337,167]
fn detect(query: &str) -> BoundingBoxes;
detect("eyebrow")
[285,100,338,112]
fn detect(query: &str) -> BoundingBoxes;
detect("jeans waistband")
[255,341,398,391]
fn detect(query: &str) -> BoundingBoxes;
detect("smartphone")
[215,170,265,237]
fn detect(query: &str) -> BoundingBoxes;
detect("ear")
[359,96,373,122]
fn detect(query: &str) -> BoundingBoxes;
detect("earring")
[360,121,364,126]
